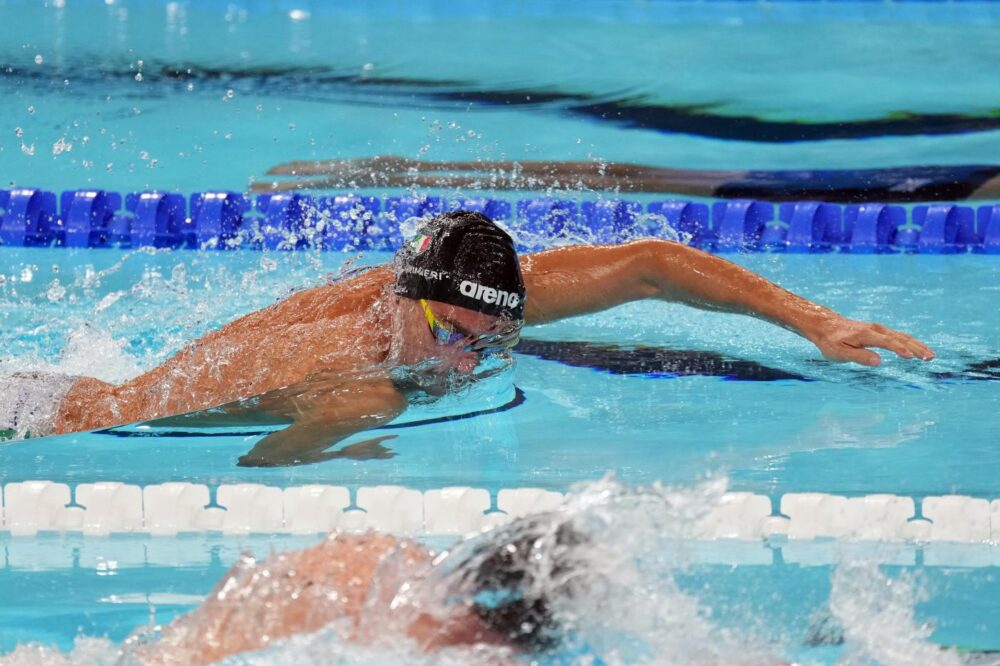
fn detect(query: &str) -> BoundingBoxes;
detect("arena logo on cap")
[459,279,520,309]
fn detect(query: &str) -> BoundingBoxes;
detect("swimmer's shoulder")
[272,264,394,317]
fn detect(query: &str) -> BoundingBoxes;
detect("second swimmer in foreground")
[129,516,583,664]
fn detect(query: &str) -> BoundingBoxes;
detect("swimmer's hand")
[235,377,408,467]
[238,435,397,467]
[808,316,935,367]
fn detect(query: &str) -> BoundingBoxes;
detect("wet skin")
[52,239,935,465]
[129,533,514,665]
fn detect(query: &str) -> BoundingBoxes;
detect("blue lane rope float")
[1,188,999,254]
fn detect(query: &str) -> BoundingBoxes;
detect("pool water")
[1,1,999,664]
[1,247,998,663]
[3,1,1000,194]
[1,249,998,495]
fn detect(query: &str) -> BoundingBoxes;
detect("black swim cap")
[394,211,526,321]
[465,519,584,652]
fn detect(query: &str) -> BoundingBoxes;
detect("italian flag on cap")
[412,234,432,253]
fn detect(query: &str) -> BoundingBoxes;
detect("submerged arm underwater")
[234,376,407,467]
[520,239,935,367]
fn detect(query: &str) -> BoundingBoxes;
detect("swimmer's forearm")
[642,240,839,341]
[642,241,934,365]
[521,240,834,334]
[238,381,407,467]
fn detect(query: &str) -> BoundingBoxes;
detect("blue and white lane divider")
[1,188,999,254]
[1,481,999,545]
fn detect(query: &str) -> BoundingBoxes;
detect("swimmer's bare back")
[53,266,397,435]
[130,533,510,665]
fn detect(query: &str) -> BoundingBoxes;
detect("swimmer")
[1,211,934,463]
[127,517,582,664]
[257,155,1000,203]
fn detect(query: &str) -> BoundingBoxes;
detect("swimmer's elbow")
[626,238,689,299]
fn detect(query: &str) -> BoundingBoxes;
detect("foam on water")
[828,565,963,666]
[0,476,978,666]
[0,638,118,666]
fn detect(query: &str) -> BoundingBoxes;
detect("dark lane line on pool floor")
[95,387,528,439]
[5,60,1000,143]
[514,338,809,382]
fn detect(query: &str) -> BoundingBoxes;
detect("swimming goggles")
[419,298,521,355]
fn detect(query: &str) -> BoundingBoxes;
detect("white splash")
[830,563,962,666]
[58,325,142,382]
[0,477,983,666]
[0,638,117,666]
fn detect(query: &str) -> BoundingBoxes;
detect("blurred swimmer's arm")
[520,239,935,367]
[237,378,407,467]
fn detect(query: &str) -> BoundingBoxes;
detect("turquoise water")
[1,533,998,660]
[1,249,997,495]
[0,247,998,661]
[2,1,1000,664]
[3,1,1000,194]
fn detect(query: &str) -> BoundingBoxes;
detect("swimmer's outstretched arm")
[237,378,408,467]
[519,239,935,367]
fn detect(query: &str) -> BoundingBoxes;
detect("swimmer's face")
[401,298,515,374]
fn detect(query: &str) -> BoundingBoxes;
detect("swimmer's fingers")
[883,325,935,361]
[327,435,398,461]
[817,319,935,367]
[860,324,936,362]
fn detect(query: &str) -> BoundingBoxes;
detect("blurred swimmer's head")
[438,515,585,651]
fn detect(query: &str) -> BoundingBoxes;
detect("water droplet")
[139,150,149,160]
[225,89,234,99]
[27,105,35,114]
[46,278,66,303]
[20,142,35,156]
[134,72,143,82]
[106,162,113,171]
[34,54,43,65]
[14,127,23,137]
[255,104,263,112]
[51,138,72,155]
